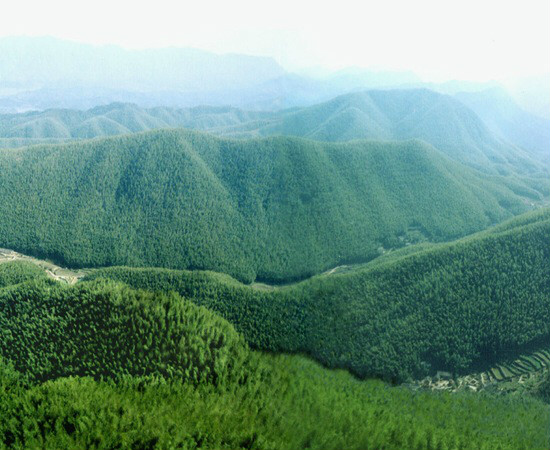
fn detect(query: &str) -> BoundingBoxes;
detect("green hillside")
[86,209,550,381]
[0,278,250,385]
[0,129,537,283]
[0,274,547,450]
[0,260,47,288]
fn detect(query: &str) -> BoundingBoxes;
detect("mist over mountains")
[2,36,547,117]
[0,36,285,92]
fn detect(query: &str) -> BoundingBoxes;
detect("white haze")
[0,0,548,83]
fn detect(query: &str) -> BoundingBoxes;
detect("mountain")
[0,36,288,112]
[241,89,545,176]
[0,36,285,93]
[0,102,274,139]
[0,129,535,283]
[0,38,431,112]
[455,88,550,163]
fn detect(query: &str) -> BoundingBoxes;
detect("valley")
[0,248,86,284]
[2,242,549,397]
[412,349,550,394]
[0,30,548,448]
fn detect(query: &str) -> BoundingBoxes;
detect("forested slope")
[0,260,47,288]
[247,89,545,176]
[0,103,273,139]
[0,129,536,282]
[87,209,550,381]
[0,272,547,449]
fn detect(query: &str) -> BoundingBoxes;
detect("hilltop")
[243,89,545,176]
[0,128,536,283]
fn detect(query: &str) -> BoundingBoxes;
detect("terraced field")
[414,349,550,393]
[487,350,550,382]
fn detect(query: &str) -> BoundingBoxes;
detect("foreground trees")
[0,278,547,450]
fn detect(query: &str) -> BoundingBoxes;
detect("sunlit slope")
[0,273,547,449]
[0,129,533,282]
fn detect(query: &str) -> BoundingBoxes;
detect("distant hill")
[243,89,545,176]
[0,129,535,283]
[0,36,285,93]
[455,88,550,164]
[2,89,546,178]
[0,103,274,139]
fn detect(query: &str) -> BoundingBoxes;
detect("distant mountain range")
[0,36,285,93]
[455,87,550,163]
[1,88,548,178]
[8,36,548,115]
[0,37,423,112]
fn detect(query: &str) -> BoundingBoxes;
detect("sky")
[1,0,549,82]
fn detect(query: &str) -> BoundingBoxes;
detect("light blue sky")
[1,0,549,82]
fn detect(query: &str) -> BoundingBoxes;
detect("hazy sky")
[1,0,549,82]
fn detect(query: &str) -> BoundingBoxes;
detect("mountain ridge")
[0,128,535,283]
[1,89,547,179]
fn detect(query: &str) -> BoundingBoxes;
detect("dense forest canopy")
[0,56,548,448]
[0,262,547,450]
[86,209,550,381]
[0,2,549,444]
[0,128,540,282]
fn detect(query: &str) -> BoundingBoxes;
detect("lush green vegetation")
[0,261,47,288]
[482,350,550,382]
[0,94,547,448]
[87,209,550,381]
[0,274,547,450]
[0,279,249,385]
[536,372,550,404]
[1,357,548,450]
[0,129,536,283]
